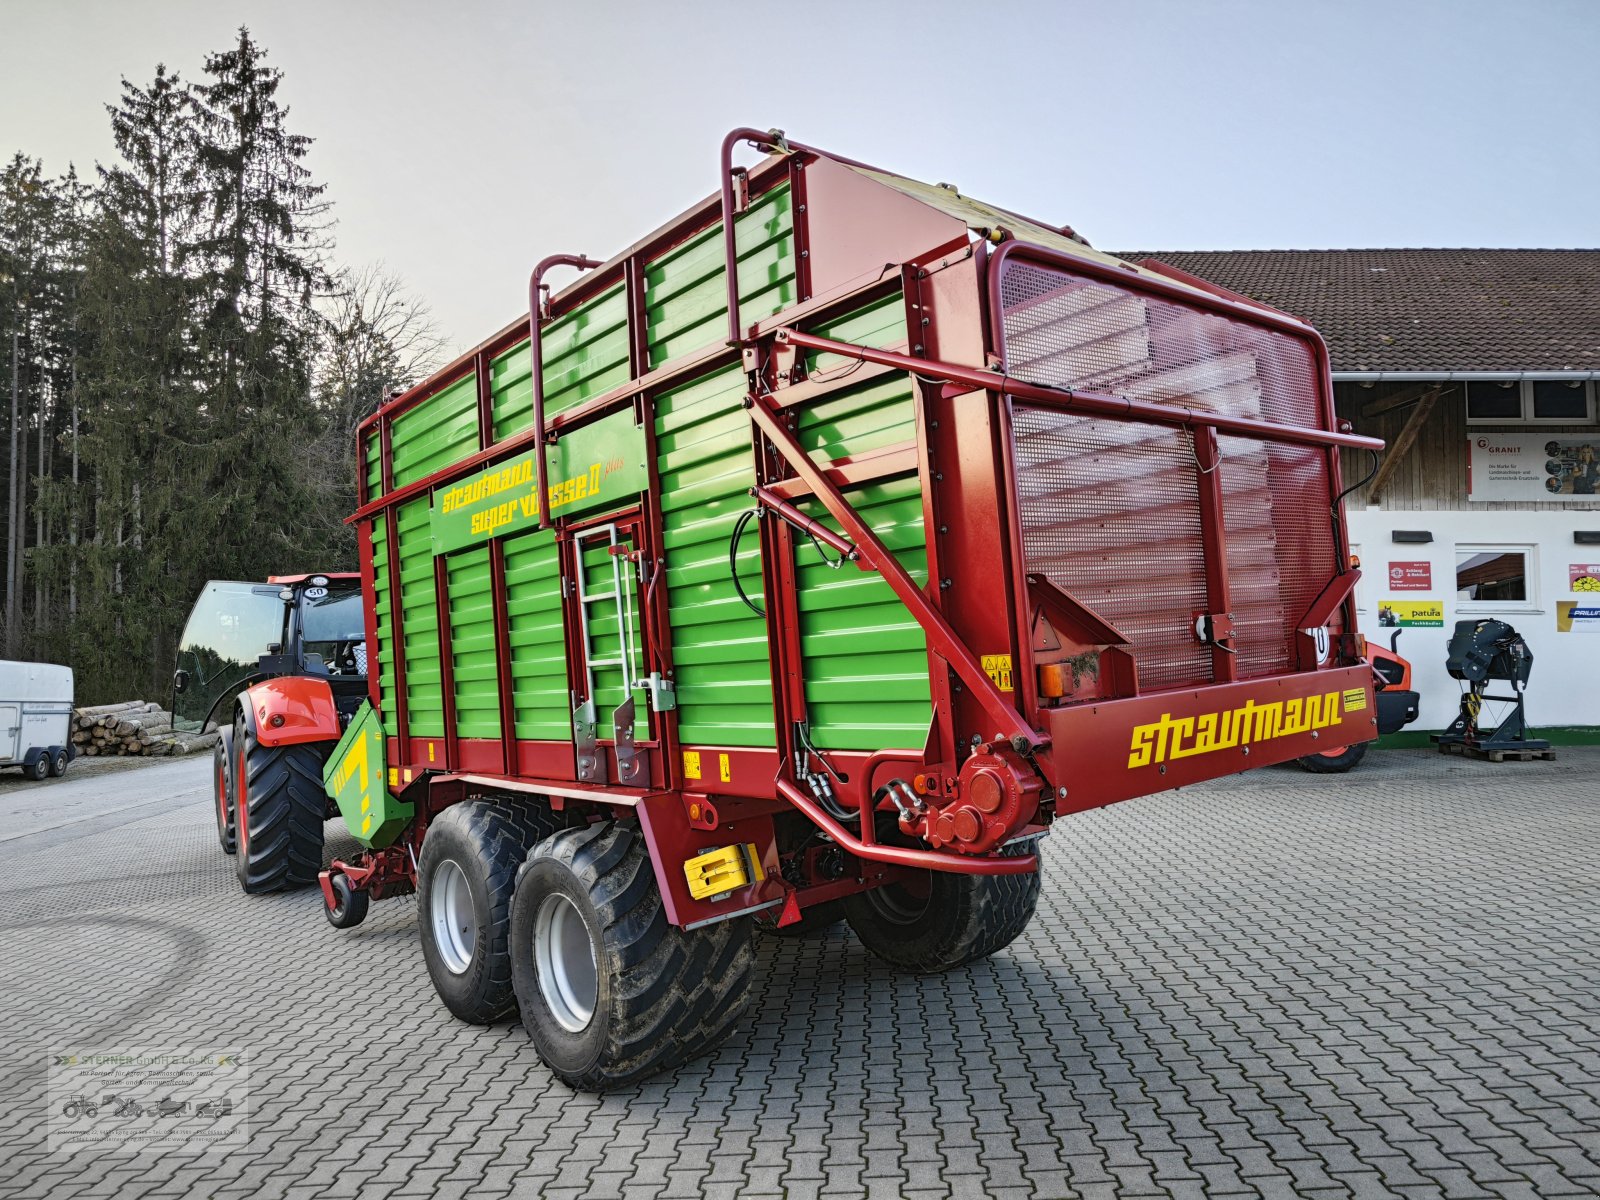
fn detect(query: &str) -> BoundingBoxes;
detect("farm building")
[1128,249,1600,739]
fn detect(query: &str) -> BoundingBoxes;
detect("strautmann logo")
[1127,688,1363,768]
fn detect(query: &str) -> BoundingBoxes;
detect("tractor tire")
[510,823,755,1091]
[1296,740,1369,774]
[47,746,69,777]
[417,799,564,1025]
[22,749,48,781]
[843,844,1042,974]
[213,726,236,855]
[232,715,329,894]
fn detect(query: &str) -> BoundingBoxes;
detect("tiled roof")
[1117,249,1600,374]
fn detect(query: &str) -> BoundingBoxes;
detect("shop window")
[1466,380,1595,425]
[1455,545,1536,609]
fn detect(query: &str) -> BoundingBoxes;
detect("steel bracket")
[573,694,606,784]
[613,695,642,784]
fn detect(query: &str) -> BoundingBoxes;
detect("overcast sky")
[4,0,1597,352]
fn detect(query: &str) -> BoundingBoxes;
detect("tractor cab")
[173,573,366,733]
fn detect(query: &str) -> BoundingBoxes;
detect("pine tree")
[0,155,90,657]
[3,30,435,703]
[59,65,205,698]
[186,27,332,586]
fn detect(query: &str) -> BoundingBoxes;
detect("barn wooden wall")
[1334,382,1600,513]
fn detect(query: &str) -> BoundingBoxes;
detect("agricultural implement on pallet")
[221,128,1381,1089]
[1434,618,1552,761]
[174,573,369,890]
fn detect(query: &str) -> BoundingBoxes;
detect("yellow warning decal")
[982,654,1014,692]
[719,753,732,784]
[683,750,702,781]
[388,767,399,788]
[1343,688,1368,711]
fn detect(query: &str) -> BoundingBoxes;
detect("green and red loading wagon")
[197,128,1385,1089]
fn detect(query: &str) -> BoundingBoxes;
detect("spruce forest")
[1,28,442,704]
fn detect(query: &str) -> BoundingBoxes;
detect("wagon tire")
[324,872,369,929]
[47,746,69,777]
[22,749,48,781]
[1296,741,1369,773]
[844,844,1041,973]
[233,716,328,894]
[417,799,564,1024]
[511,823,755,1091]
[213,726,236,855]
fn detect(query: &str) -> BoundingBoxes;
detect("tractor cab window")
[172,582,289,732]
[298,585,367,677]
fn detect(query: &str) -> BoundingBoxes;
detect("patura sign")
[1469,432,1600,502]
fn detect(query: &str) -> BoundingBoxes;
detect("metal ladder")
[571,524,643,783]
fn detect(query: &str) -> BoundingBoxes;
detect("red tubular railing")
[528,254,603,526]
[775,777,1037,875]
[718,128,887,347]
[745,390,1043,753]
[771,328,1385,454]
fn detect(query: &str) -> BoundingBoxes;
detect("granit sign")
[1469,433,1600,502]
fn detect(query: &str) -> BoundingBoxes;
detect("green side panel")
[364,427,383,499]
[391,372,479,488]
[364,432,397,740]
[795,474,932,751]
[489,339,534,443]
[369,518,397,741]
[803,291,909,379]
[544,408,650,521]
[541,284,630,420]
[446,546,501,740]
[655,365,775,748]
[645,183,796,369]
[579,537,646,740]
[396,497,444,738]
[788,293,926,750]
[503,528,572,741]
[324,701,412,849]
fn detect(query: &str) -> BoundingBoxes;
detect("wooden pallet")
[1437,741,1555,763]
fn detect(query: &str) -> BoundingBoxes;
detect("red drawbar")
[246,677,341,748]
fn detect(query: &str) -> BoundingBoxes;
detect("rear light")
[1038,663,1068,699]
[1355,633,1368,660]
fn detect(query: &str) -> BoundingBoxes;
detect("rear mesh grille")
[1002,259,1338,689]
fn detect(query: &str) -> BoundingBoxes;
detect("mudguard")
[241,676,341,748]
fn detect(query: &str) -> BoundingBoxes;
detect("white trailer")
[0,661,75,779]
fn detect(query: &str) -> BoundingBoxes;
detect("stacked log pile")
[71,701,219,757]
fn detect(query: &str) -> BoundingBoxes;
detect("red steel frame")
[340,128,1385,923]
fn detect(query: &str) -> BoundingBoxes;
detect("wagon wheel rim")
[431,859,476,974]
[861,872,934,925]
[534,892,598,1032]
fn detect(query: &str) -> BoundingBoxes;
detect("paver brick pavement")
[0,747,1596,1198]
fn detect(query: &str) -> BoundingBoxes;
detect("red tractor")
[172,573,369,891]
[1297,630,1419,772]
